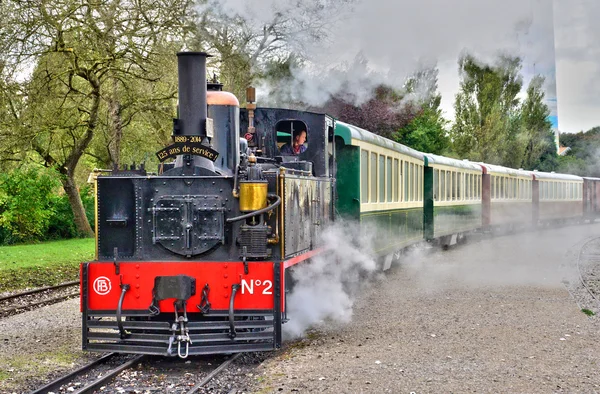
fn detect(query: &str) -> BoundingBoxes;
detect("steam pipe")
[226,194,281,223]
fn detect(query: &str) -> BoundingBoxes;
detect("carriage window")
[393,159,399,202]
[404,162,409,202]
[457,173,462,200]
[379,155,385,203]
[418,165,423,201]
[440,170,446,201]
[387,157,392,202]
[361,150,368,203]
[370,153,377,202]
[434,169,439,201]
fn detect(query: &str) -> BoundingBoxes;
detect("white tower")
[522,0,559,152]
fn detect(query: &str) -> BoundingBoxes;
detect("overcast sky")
[437,0,599,134]
[213,0,599,133]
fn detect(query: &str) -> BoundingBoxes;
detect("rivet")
[136,284,140,289]
[136,264,140,269]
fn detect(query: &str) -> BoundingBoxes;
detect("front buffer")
[81,260,284,357]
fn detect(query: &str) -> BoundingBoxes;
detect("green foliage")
[46,186,95,240]
[397,108,450,154]
[396,67,450,154]
[0,167,60,243]
[0,167,93,244]
[451,54,525,165]
[450,54,562,170]
[520,76,556,170]
[557,127,600,177]
[581,308,596,316]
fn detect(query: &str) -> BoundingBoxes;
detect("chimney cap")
[177,51,212,57]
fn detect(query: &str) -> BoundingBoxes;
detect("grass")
[581,308,596,316]
[0,238,94,291]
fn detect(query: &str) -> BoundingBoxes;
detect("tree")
[395,67,449,154]
[0,0,193,236]
[316,84,418,139]
[557,127,600,177]
[195,0,353,101]
[520,76,555,170]
[450,54,525,165]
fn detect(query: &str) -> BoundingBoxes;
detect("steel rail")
[1,291,80,318]
[576,236,600,305]
[71,355,145,394]
[186,353,242,394]
[29,353,116,394]
[0,280,79,302]
[30,353,144,394]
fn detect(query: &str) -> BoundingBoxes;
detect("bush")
[0,167,60,244]
[0,168,95,245]
[46,185,95,239]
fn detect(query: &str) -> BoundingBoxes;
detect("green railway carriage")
[334,122,425,266]
[423,154,483,242]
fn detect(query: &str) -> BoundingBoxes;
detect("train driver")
[280,130,307,155]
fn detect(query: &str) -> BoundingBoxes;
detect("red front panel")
[84,261,282,312]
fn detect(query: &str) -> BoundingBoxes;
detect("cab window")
[275,120,308,156]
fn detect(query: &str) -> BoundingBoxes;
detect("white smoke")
[283,221,379,338]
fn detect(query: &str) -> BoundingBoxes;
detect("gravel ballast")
[249,224,600,393]
[1,223,599,393]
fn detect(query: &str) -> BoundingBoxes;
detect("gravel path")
[248,224,600,393]
[1,223,599,393]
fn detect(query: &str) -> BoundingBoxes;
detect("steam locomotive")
[80,51,600,358]
[81,52,335,357]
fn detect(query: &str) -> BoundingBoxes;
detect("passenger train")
[80,52,600,358]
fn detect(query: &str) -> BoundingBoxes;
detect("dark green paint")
[334,143,360,218]
[423,166,434,240]
[360,208,424,255]
[433,205,482,238]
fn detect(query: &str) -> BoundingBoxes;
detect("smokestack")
[176,52,210,137]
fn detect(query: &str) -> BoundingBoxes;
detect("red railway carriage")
[583,177,600,221]
[480,164,534,230]
[532,171,584,224]
[80,52,335,358]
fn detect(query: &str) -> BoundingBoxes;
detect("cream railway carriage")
[423,154,483,244]
[480,163,533,230]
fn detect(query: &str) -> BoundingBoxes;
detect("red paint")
[84,261,278,312]
[283,248,325,269]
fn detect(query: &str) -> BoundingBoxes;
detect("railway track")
[576,237,600,306]
[0,280,79,319]
[30,353,144,394]
[30,353,243,393]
